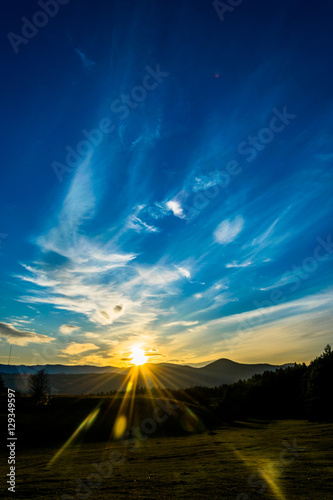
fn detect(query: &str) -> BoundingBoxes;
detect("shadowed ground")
[1,420,332,499]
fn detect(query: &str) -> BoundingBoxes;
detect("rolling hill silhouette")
[1,359,291,395]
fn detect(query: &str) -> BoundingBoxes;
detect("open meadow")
[1,397,332,500]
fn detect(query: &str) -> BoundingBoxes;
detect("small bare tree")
[29,368,50,403]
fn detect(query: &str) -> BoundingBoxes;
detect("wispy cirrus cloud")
[74,48,96,70]
[243,216,287,252]
[164,320,199,327]
[127,215,160,233]
[192,172,226,192]
[16,157,191,335]
[163,290,333,363]
[201,290,333,337]
[226,260,253,268]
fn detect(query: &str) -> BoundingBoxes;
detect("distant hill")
[0,359,291,395]
[199,358,292,385]
[0,364,121,374]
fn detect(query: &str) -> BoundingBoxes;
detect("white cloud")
[207,290,333,331]
[215,281,229,290]
[127,216,159,233]
[164,321,199,327]
[84,332,100,339]
[163,290,333,364]
[59,324,80,334]
[80,355,106,365]
[83,332,119,346]
[214,216,244,244]
[0,322,54,347]
[63,343,99,355]
[16,158,198,337]
[188,279,234,315]
[18,245,184,331]
[192,172,224,192]
[226,260,252,268]
[134,265,181,286]
[147,202,169,219]
[16,264,59,287]
[175,266,191,279]
[7,316,33,327]
[166,200,185,218]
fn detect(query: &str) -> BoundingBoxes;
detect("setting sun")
[131,347,147,366]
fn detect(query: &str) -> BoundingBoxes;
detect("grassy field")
[1,418,333,499]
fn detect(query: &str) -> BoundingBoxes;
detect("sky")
[0,0,332,367]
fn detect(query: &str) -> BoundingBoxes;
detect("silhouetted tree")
[213,346,332,422]
[304,344,333,420]
[29,369,50,403]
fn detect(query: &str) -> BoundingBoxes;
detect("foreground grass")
[1,419,333,499]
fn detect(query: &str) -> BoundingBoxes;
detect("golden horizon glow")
[131,346,147,366]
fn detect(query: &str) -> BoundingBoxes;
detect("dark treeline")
[1,346,331,431]
[94,347,333,422]
[168,345,333,422]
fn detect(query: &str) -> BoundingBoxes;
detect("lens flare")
[113,414,127,439]
[48,407,100,466]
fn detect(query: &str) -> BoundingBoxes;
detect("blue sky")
[1,0,332,367]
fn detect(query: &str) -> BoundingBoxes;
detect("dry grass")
[1,419,333,499]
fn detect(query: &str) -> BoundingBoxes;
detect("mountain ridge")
[0,358,292,374]
[0,358,294,395]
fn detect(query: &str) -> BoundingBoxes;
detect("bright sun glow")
[131,347,147,366]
